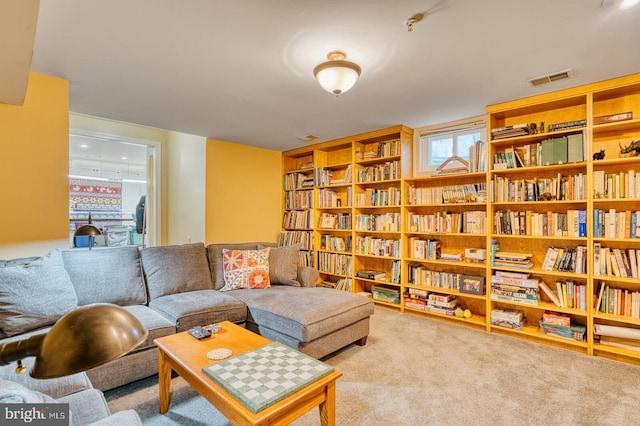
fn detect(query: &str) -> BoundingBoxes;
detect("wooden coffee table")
[154,321,342,425]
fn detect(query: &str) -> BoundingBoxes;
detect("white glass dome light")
[619,0,640,8]
[313,51,361,96]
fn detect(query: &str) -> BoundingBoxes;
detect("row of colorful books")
[493,210,586,238]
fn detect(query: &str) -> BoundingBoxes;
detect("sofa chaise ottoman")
[207,242,375,359]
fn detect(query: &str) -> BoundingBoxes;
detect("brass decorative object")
[0,303,148,378]
[73,212,102,249]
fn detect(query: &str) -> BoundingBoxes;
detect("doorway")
[68,130,161,248]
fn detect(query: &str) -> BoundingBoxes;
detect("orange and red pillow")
[220,248,270,290]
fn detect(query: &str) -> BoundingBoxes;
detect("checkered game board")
[202,342,335,413]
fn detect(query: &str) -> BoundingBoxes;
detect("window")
[414,116,486,177]
[69,131,161,248]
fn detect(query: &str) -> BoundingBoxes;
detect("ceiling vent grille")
[298,134,319,144]
[528,69,573,87]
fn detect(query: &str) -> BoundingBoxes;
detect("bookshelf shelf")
[593,344,640,363]
[494,324,589,349]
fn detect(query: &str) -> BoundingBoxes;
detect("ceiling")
[22,1,640,151]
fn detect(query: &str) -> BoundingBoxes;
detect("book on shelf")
[539,282,561,307]
[427,297,459,309]
[495,251,533,261]
[428,293,456,303]
[593,111,633,125]
[425,304,459,316]
[542,310,571,327]
[493,257,534,269]
[491,275,539,288]
[407,287,429,298]
[491,123,530,140]
[491,318,524,330]
[316,280,337,289]
[491,307,525,330]
[355,270,387,281]
[547,119,587,132]
[491,292,538,305]
[567,132,584,163]
[404,299,427,311]
[595,281,606,313]
[440,252,463,262]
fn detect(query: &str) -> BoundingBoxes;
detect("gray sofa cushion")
[229,286,374,342]
[0,344,92,399]
[62,247,147,306]
[121,305,175,352]
[257,243,302,286]
[0,378,58,403]
[141,243,213,300]
[57,388,109,426]
[149,289,247,331]
[207,243,259,290]
[58,388,142,426]
[85,410,142,426]
[0,249,78,338]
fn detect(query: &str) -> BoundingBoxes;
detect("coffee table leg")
[158,349,172,414]
[319,381,336,426]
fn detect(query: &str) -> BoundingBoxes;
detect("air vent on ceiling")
[527,69,573,87]
[298,134,319,144]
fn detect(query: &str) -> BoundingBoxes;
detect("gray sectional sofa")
[0,241,374,423]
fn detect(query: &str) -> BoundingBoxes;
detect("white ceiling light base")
[313,51,361,96]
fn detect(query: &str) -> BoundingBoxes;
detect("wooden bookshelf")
[281,73,640,367]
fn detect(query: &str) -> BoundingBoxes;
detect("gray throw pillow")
[0,249,79,338]
[258,243,301,286]
[140,243,213,300]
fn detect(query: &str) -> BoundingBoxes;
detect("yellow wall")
[0,73,69,248]
[205,139,282,243]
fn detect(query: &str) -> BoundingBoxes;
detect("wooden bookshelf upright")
[486,72,640,363]
[281,125,413,295]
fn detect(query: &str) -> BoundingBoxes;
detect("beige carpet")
[106,307,640,425]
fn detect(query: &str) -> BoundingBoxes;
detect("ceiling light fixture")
[313,51,361,96]
[602,0,639,8]
[406,13,424,32]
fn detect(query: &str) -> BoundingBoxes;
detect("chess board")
[202,342,335,413]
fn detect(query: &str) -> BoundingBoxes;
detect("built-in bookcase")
[281,73,640,367]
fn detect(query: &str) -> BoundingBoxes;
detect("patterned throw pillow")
[220,248,271,291]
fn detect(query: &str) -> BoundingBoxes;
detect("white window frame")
[413,115,487,177]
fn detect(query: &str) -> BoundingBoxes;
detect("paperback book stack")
[492,251,534,269]
[490,271,539,305]
[403,288,429,310]
[425,293,459,316]
[355,270,387,281]
[491,123,531,140]
[440,252,463,262]
[316,277,351,291]
[491,308,525,330]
